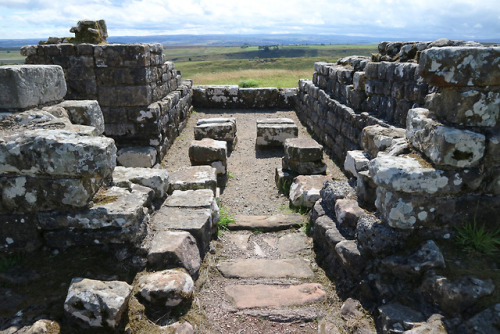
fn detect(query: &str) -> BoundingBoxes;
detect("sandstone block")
[64,278,132,329]
[217,258,313,279]
[418,46,500,87]
[353,71,367,91]
[229,214,303,232]
[284,137,324,162]
[361,125,406,157]
[335,240,365,275]
[0,65,66,109]
[168,165,217,195]
[189,138,227,172]
[406,108,485,167]
[256,118,298,146]
[289,175,333,208]
[194,117,237,144]
[344,150,370,178]
[136,269,194,307]
[112,166,169,198]
[282,159,327,175]
[57,100,105,135]
[147,231,201,276]
[320,180,356,209]
[117,146,157,168]
[335,199,364,231]
[94,44,155,67]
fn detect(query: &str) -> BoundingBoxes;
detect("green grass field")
[166,44,377,87]
[0,50,23,65]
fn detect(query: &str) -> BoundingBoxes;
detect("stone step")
[217,258,314,279]
[228,214,304,231]
[225,283,326,309]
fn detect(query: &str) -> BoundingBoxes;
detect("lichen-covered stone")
[381,240,445,275]
[136,269,194,307]
[116,146,157,168]
[284,137,324,162]
[320,180,356,210]
[0,65,67,109]
[335,240,365,275]
[112,166,169,198]
[418,46,500,87]
[189,138,227,171]
[168,166,217,195]
[0,214,42,253]
[256,118,298,146]
[289,175,333,208]
[57,100,105,135]
[194,117,237,143]
[64,278,132,329]
[344,150,370,178]
[356,213,407,255]
[361,125,406,157]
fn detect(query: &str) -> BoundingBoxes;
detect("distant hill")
[1,34,498,48]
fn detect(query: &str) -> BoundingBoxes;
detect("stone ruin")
[0,29,499,332]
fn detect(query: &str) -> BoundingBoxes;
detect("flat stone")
[160,322,194,334]
[361,125,406,157]
[136,269,194,307]
[113,166,169,198]
[406,108,485,168]
[239,308,321,323]
[64,278,132,329]
[217,258,313,279]
[277,233,309,255]
[290,175,333,208]
[147,231,201,276]
[57,100,105,135]
[225,283,326,309]
[378,303,425,333]
[152,206,212,255]
[225,232,250,251]
[282,159,327,175]
[256,118,298,147]
[228,214,303,231]
[168,166,217,195]
[117,146,157,168]
[344,150,370,178]
[0,65,67,109]
[194,117,237,143]
[284,137,324,162]
[189,138,227,167]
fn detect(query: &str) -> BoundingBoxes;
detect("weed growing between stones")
[278,178,292,196]
[455,220,500,255]
[227,171,234,178]
[0,254,23,272]
[217,203,235,236]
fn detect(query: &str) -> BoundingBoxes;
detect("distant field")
[0,50,23,65]
[167,44,377,87]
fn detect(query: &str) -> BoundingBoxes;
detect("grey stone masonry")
[194,117,237,149]
[256,118,298,147]
[168,166,217,195]
[283,138,327,175]
[189,138,228,175]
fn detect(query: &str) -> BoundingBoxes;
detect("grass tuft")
[217,203,235,236]
[456,221,500,255]
[238,79,259,88]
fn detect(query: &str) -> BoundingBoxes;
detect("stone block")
[94,44,154,68]
[256,118,298,146]
[194,117,237,145]
[0,65,66,109]
[406,108,485,167]
[152,206,213,255]
[425,87,500,128]
[353,71,367,91]
[98,85,153,107]
[168,166,217,195]
[136,269,194,307]
[282,159,327,175]
[57,100,105,135]
[344,150,370,178]
[239,88,279,108]
[361,125,406,157]
[147,231,201,276]
[117,146,157,168]
[95,67,155,86]
[0,214,42,253]
[289,175,333,208]
[112,166,169,199]
[418,46,500,87]
[64,278,132,329]
[320,180,356,209]
[356,171,377,210]
[189,138,227,171]
[356,213,407,255]
[284,137,324,162]
[335,199,364,231]
[275,167,298,196]
[335,240,365,275]
[378,303,425,333]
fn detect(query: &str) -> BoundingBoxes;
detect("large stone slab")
[136,269,194,307]
[406,108,485,167]
[189,138,227,171]
[0,65,67,109]
[290,175,333,208]
[225,283,326,309]
[57,100,105,135]
[228,214,304,231]
[256,118,298,147]
[64,278,132,329]
[152,206,212,254]
[217,258,314,279]
[147,231,201,276]
[168,166,217,195]
[418,46,500,87]
[116,146,157,168]
[112,166,169,198]
[194,117,237,143]
[284,137,324,162]
[361,125,406,157]
[0,129,116,177]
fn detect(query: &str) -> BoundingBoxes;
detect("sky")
[0,0,499,41]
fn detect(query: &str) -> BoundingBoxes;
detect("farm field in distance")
[0,44,378,88]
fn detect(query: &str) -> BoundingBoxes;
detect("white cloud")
[0,0,499,40]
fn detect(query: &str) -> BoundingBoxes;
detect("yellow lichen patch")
[92,187,118,205]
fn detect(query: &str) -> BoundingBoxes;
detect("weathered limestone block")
[256,118,298,146]
[0,129,116,177]
[0,176,103,212]
[406,108,485,168]
[168,166,217,195]
[64,278,132,329]
[356,213,407,255]
[418,47,500,87]
[284,137,324,162]
[116,146,157,168]
[0,214,42,253]
[344,150,370,178]
[194,117,237,144]
[98,85,153,107]
[356,170,377,210]
[189,138,227,173]
[57,100,105,135]
[421,275,495,314]
[369,154,484,195]
[353,71,367,91]
[289,175,333,208]
[425,88,500,128]
[335,199,364,231]
[361,125,406,157]
[0,65,66,109]
[152,206,212,255]
[381,240,445,275]
[136,269,194,307]
[38,186,150,230]
[112,166,169,199]
[320,180,356,209]
[335,240,365,275]
[147,231,201,276]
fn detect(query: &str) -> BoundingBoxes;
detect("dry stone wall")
[22,43,193,166]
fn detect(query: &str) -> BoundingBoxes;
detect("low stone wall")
[22,43,193,165]
[192,85,297,109]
